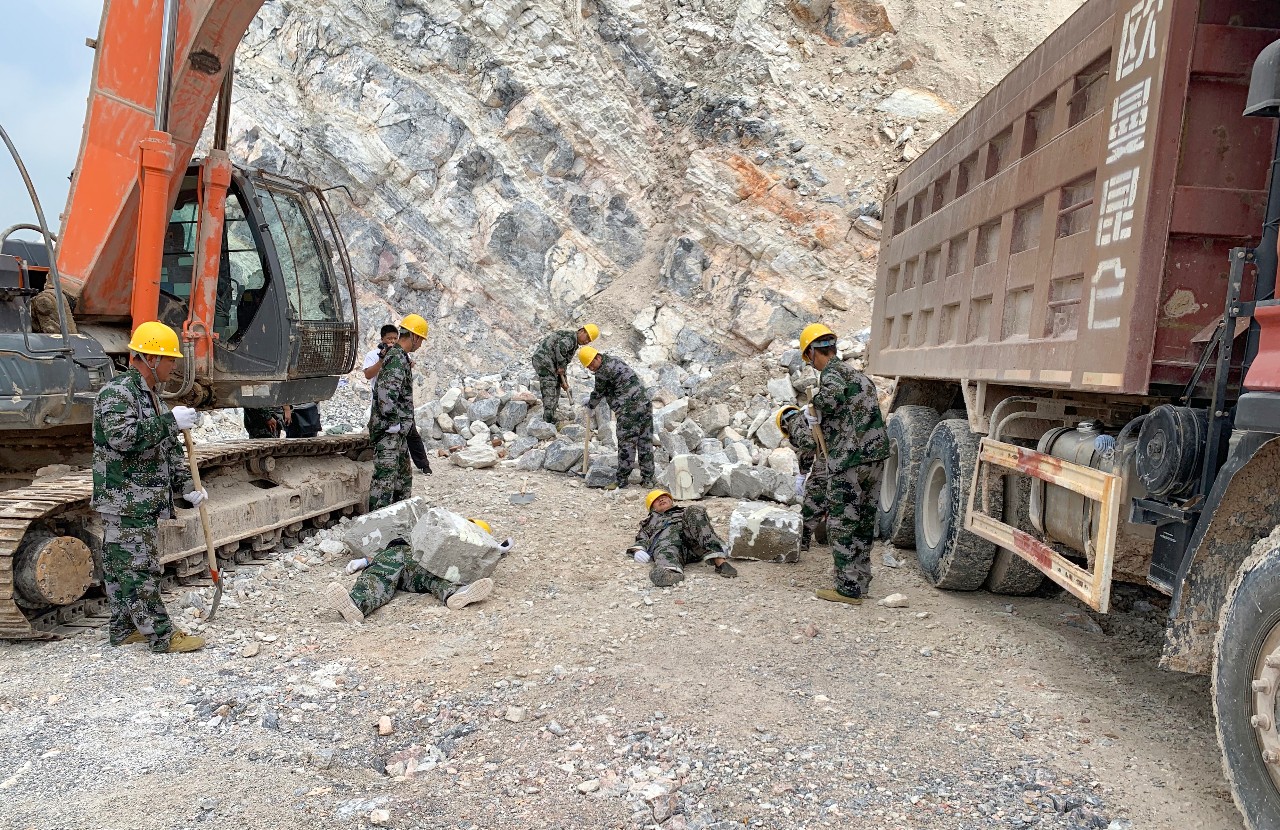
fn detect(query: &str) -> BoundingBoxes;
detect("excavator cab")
[158,162,358,410]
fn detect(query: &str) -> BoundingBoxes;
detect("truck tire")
[913,419,995,590]
[1214,545,1280,829]
[876,405,940,546]
[985,473,1044,595]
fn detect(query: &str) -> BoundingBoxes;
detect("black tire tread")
[914,419,995,591]
[877,405,940,547]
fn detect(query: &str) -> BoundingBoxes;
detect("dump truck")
[868,1,1280,825]
[0,0,370,639]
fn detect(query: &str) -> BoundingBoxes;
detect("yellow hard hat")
[799,323,836,363]
[469,518,491,534]
[400,314,429,339]
[775,405,801,437]
[645,489,671,511]
[579,323,599,342]
[578,346,600,368]
[128,321,183,358]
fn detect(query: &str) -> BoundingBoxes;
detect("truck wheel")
[877,405,940,546]
[1214,546,1280,829]
[914,419,995,590]
[985,473,1044,595]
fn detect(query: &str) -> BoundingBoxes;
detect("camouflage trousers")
[369,431,411,512]
[349,542,455,617]
[826,462,882,595]
[650,507,727,574]
[100,512,174,652]
[801,460,830,544]
[616,409,655,486]
[532,355,564,423]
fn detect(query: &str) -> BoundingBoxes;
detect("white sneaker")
[446,577,494,610]
[323,582,364,623]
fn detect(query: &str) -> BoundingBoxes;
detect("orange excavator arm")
[55,0,265,321]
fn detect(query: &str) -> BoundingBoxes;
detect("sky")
[0,1,104,239]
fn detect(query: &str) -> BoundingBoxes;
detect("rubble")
[410,508,504,585]
[340,498,430,558]
[727,501,801,562]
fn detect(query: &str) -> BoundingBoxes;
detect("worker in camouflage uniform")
[776,405,829,551]
[323,518,499,622]
[92,321,206,653]
[243,406,285,438]
[800,323,889,605]
[581,346,655,489]
[531,324,599,425]
[628,489,737,587]
[367,314,428,511]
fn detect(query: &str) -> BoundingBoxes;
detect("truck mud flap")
[965,438,1122,612]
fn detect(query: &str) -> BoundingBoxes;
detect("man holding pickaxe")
[92,321,207,653]
[799,323,889,606]
[530,324,599,426]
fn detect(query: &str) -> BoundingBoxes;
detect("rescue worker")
[323,518,498,622]
[92,321,206,653]
[243,406,285,438]
[629,489,738,587]
[531,324,599,425]
[775,405,829,551]
[363,323,430,474]
[800,323,889,605]
[581,346,655,489]
[368,314,428,511]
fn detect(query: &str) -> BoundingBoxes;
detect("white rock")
[767,377,796,403]
[727,501,800,562]
[755,414,785,449]
[878,593,910,608]
[874,87,954,119]
[505,706,527,723]
[318,539,348,557]
[578,779,601,794]
[378,716,393,735]
[410,508,503,585]
[370,808,391,826]
[451,446,499,468]
[767,447,799,476]
[659,454,717,500]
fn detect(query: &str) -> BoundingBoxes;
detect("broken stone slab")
[755,414,785,450]
[516,448,547,471]
[559,424,586,442]
[436,412,456,434]
[695,403,731,436]
[507,435,539,459]
[697,438,723,455]
[440,387,464,415]
[659,453,717,500]
[526,419,557,440]
[655,397,689,430]
[677,419,705,447]
[756,466,795,505]
[767,377,797,403]
[767,447,799,477]
[853,215,883,240]
[659,430,690,458]
[727,501,800,563]
[543,439,584,472]
[585,458,619,488]
[746,410,770,440]
[340,497,431,559]
[497,399,529,431]
[440,433,465,449]
[451,446,499,469]
[467,396,501,425]
[410,508,503,585]
[711,463,764,500]
[726,442,754,465]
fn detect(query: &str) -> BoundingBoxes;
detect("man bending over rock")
[581,346,655,489]
[629,489,738,587]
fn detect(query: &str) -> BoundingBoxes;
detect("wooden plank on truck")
[965,438,1121,612]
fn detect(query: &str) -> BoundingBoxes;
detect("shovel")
[181,429,223,621]
[509,476,536,505]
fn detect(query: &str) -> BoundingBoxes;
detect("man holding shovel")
[531,324,599,426]
[92,321,206,653]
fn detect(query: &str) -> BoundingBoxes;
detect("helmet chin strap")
[135,353,161,388]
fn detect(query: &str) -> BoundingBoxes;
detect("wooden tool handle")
[181,430,219,583]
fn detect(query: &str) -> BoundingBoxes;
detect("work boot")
[446,577,494,610]
[324,582,364,624]
[715,561,738,579]
[113,631,146,647]
[162,633,206,653]
[814,587,863,606]
[650,567,685,588]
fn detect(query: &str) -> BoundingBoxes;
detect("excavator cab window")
[257,186,341,323]
[219,190,270,343]
[158,182,198,328]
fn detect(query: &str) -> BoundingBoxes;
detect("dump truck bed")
[869,0,1280,395]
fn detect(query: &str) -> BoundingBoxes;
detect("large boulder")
[659,454,717,500]
[710,463,764,500]
[695,403,731,436]
[585,458,619,488]
[507,435,539,460]
[516,448,547,471]
[451,446,499,468]
[727,502,801,563]
[497,399,529,431]
[543,439,584,472]
[467,396,501,425]
[678,419,705,448]
[340,497,430,559]
[655,398,689,430]
[410,508,503,584]
[526,419,558,440]
[440,387,465,416]
[659,430,690,458]
[755,414,785,450]
[767,377,797,403]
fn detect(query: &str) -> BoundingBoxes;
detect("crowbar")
[582,407,592,476]
[181,429,223,620]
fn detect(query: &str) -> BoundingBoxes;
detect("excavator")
[0,0,371,638]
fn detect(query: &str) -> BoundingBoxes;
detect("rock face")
[727,501,801,563]
[410,508,503,584]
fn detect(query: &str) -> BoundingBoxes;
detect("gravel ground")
[0,463,1241,830]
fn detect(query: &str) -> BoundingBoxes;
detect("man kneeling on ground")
[324,534,494,623]
[630,489,738,587]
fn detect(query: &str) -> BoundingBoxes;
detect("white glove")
[183,488,208,507]
[345,557,370,575]
[628,546,651,563]
[172,405,199,431]
[386,424,401,434]
[803,406,818,429]
[794,474,807,498]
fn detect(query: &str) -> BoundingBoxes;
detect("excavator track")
[0,434,369,640]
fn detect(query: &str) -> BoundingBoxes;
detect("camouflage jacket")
[369,342,415,441]
[634,507,685,551]
[812,356,888,473]
[587,355,648,414]
[91,367,194,519]
[532,330,578,375]
[780,407,817,469]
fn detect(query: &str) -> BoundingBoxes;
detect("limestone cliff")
[225,0,1081,391]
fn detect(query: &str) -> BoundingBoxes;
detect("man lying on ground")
[629,489,738,587]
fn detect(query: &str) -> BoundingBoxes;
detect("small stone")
[878,593,909,608]
[370,808,391,826]
[505,706,528,723]
[378,715,393,736]
[919,647,934,657]
[578,778,601,794]
[241,642,260,658]
[881,550,902,568]
[547,720,567,737]
[318,539,347,556]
